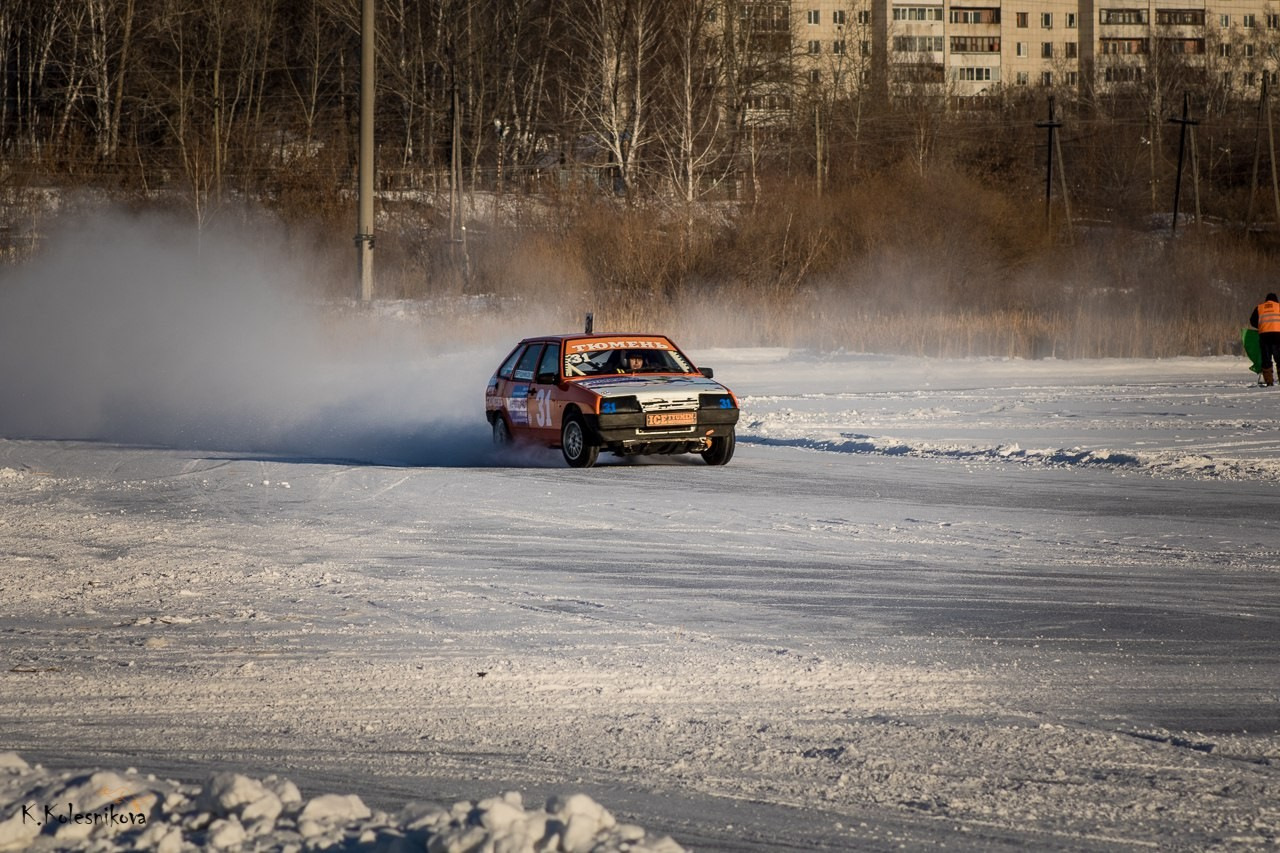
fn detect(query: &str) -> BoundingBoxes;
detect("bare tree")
[716,0,795,200]
[563,0,666,199]
[51,0,91,152]
[651,0,726,205]
[137,0,279,220]
[284,0,348,150]
[82,0,138,159]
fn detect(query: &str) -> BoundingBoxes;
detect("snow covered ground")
[2,340,1279,851]
[0,215,1277,850]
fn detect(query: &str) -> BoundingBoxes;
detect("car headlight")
[600,395,641,415]
[699,393,736,410]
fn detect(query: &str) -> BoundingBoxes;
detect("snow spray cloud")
[0,209,501,466]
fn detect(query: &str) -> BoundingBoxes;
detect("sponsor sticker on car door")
[506,344,543,427]
[528,343,562,442]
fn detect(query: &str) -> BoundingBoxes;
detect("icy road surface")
[2,352,1279,851]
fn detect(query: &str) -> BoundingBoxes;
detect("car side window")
[536,343,560,382]
[513,344,543,382]
[496,346,522,379]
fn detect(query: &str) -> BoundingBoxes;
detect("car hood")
[575,374,731,404]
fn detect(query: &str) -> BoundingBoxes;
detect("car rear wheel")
[561,413,599,468]
[492,416,512,447]
[701,429,735,466]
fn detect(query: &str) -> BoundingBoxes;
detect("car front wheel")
[701,429,735,465]
[561,414,599,468]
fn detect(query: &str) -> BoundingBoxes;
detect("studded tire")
[561,413,599,468]
[701,429,735,466]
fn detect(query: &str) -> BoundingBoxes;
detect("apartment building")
[786,0,1280,97]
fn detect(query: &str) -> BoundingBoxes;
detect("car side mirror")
[536,371,559,385]
[699,367,714,379]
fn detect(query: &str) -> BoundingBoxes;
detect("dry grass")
[5,158,1275,360]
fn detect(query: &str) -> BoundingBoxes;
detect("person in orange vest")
[1251,292,1280,386]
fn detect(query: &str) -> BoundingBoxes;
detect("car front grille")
[640,396,699,412]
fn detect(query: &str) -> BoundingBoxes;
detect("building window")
[861,40,871,55]
[955,66,993,81]
[1223,71,1233,86]
[1104,66,1142,83]
[1157,10,1205,26]
[1244,14,1256,28]
[834,10,846,25]
[807,9,820,24]
[893,35,944,52]
[1041,71,1053,86]
[1016,71,1029,85]
[1220,43,1232,57]
[1065,42,1077,59]
[1161,38,1205,55]
[1246,71,1259,87]
[1220,14,1230,27]
[1016,12,1028,27]
[1066,71,1078,85]
[833,40,847,54]
[1041,12,1052,28]
[743,4,789,33]
[1041,42,1053,58]
[1101,38,1149,55]
[808,69,821,84]
[1016,42,1028,57]
[808,39,821,54]
[1100,9,1149,25]
[950,36,1000,52]
[859,10,871,24]
[892,7,944,22]
[1245,43,1256,57]
[747,93,792,110]
[1270,14,1280,29]
[950,8,999,24]
[1067,13,1077,28]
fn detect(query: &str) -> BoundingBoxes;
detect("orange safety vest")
[1259,300,1280,334]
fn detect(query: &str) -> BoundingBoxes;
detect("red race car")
[485,333,740,467]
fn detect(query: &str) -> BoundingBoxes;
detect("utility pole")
[1168,91,1199,239]
[1054,115,1074,244]
[356,0,375,302]
[1035,96,1062,232]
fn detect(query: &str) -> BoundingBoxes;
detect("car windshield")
[563,338,694,377]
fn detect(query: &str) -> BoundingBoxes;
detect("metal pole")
[1054,127,1074,242]
[1035,96,1061,232]
[1190,113,1202,226]
[1168,92,1198,239]
[357,0,375,302]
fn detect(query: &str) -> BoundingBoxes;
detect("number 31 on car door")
[534,387,552,428]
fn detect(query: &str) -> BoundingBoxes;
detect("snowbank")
[0,753,683,853]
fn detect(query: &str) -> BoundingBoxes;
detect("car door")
[527,340,564,444]
[487,344,522,420]
[504,342,545,436]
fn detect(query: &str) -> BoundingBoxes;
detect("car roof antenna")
[584,312,594,334]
